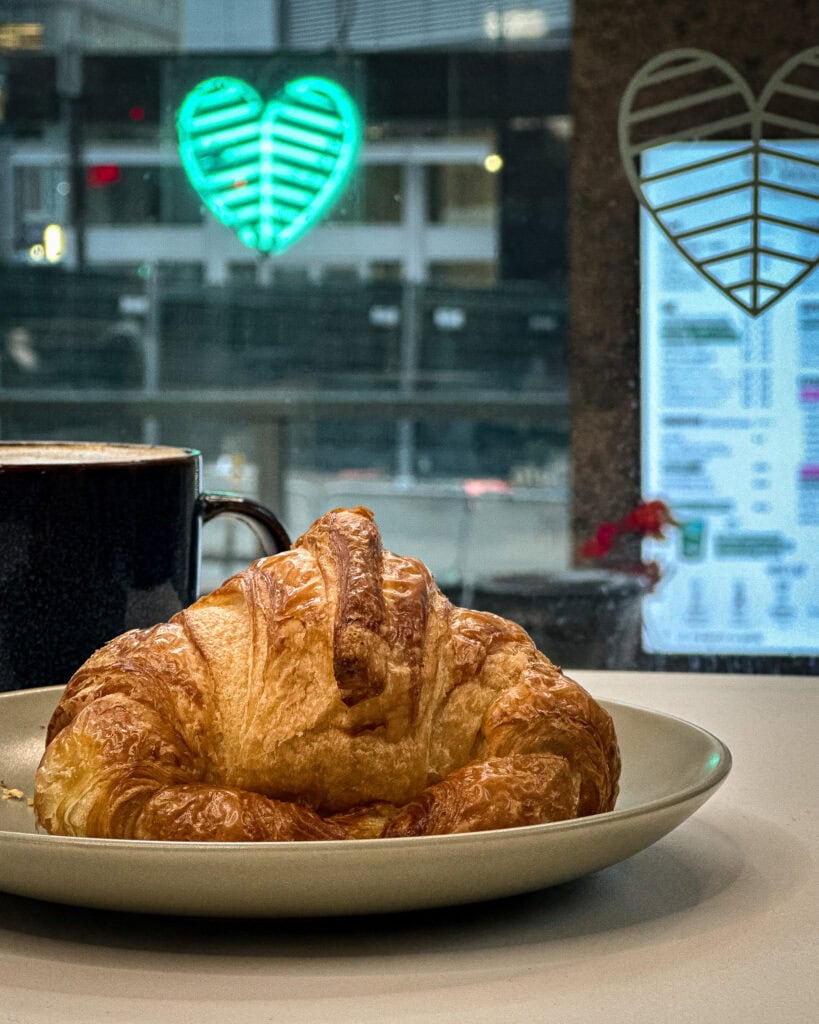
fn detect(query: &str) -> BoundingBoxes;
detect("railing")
[0,267,572,586]
[0,384,569,511]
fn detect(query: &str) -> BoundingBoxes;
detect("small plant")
[578,499,679,591]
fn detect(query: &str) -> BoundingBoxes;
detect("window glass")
[82,165,202,225]
[428,162,498,227]
[2,1,804,672]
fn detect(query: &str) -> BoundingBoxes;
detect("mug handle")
[198,492,292,555]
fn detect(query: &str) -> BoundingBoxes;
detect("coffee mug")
[0,441,292,693]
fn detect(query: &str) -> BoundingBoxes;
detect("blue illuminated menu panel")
[640,142,819,655]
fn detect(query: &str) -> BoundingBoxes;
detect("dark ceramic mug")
[0,441,291,693]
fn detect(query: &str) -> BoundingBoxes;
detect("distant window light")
[43,223,64,263]
[369,305,401,328]
[0,23,43,50]
[528,314,559,333]
[119,295,149,316]
[545,115,573,141]
[483,9,548,41]
[433,307,466,331]
[86,165,121,189]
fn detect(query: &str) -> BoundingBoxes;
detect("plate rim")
[0,684,732,854]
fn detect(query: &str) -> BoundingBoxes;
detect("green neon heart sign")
[177,75,362,254]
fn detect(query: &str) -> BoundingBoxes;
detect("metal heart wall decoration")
[177,76,361,254]
[618,47,819,316]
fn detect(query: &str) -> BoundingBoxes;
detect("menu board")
[640,142,819,655]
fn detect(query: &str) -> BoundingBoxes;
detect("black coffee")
[0,442,188,464]
[0,442,289,692]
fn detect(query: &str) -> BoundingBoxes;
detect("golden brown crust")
[382,755,581,837]
[34,506,620,841]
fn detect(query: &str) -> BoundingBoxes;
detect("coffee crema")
[0,442,196,466]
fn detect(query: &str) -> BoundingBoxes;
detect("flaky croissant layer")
[34,506,620,841]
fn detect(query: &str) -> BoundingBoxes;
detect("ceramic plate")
[0,685,731,917]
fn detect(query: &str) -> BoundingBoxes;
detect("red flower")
[577,499,678,591]
[624,500,678,539]
[579,521,620,558]
[579,536,608,558]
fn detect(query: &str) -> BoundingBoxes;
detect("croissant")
[34,506,620,841]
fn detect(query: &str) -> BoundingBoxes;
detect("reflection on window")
[428,163,498,226]
[327,164,402,224]
[85,166,202,225]
[0,41,578,652]
[0,23,43,50]
[429,262,497,287]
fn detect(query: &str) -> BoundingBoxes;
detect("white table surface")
[0,670,816,1024]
